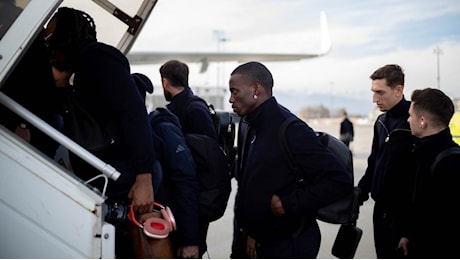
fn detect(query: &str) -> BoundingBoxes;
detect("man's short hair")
[370,64,405,88]
[411,88,454,127]
[159,60,189,87]
[231,61,274,90]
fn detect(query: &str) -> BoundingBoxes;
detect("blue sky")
[130,0,460,115]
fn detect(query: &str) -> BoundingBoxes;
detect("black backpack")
[181,96,236,222]
[279,116,359,225]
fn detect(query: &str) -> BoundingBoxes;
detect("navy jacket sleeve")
[357,119,380,201]
[155,119,200,246]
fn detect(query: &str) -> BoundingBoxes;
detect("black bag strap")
[430,146,460,174]
[180,95,219,135]
[180,96,203,126]
[279,116,305,184]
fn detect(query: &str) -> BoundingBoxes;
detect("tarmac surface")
[204,118,377,259]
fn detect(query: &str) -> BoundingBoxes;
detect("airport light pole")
[213,30,228,88]
[433,45,442,89]
[330,81,334,118]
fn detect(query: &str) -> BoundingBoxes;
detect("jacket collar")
[166,87,193,114]
[244,97,278,126]
[386,96,410,119]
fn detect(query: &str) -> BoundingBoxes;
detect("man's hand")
[356,187,368,205]
[177,245,199,259]
[398,237,409,256]
[128,173,154,214]
[15,124,30,142]
[51,66,71,87]
[271,194,285,216]
[246,235,257,259]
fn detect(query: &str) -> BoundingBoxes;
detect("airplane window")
[0,0,31,40]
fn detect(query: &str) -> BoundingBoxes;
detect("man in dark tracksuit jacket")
[402,88,460,258]
[229,62,353,258]
[133,72,201,258]
[357,64,415,258]
[159,60,217,257]
[149,108,200,258]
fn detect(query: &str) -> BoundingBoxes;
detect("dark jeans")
[373,203,404,259]
[231,218,321,259]
[199,221,209,257]
[257,221,321,258]
[230,217,248,259]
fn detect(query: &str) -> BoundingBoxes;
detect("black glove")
[356,187,368,206]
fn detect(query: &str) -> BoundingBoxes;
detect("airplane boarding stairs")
[0,93,117,258]
[0,0,154,256]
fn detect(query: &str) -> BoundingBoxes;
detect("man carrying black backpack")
[159,60,220,257]
[229,61,353,258]
[149,107,200,258]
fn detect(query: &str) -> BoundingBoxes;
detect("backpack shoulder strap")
[180,95,208,127]
[430,146,460,174]
[279,116,304,183]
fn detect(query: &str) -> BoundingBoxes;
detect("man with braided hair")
[45,7,156,258]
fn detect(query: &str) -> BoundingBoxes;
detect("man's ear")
[395,84,404,97]
[254,82,264,97]
[162,78,171,89]
[420,116,427,127]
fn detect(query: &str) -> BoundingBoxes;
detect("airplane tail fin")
[319,11,332,55]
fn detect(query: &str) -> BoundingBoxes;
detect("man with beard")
[159,60,218,258]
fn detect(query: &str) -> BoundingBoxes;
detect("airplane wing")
[127,11,331,72]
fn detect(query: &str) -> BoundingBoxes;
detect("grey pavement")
[205,119,377,259]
